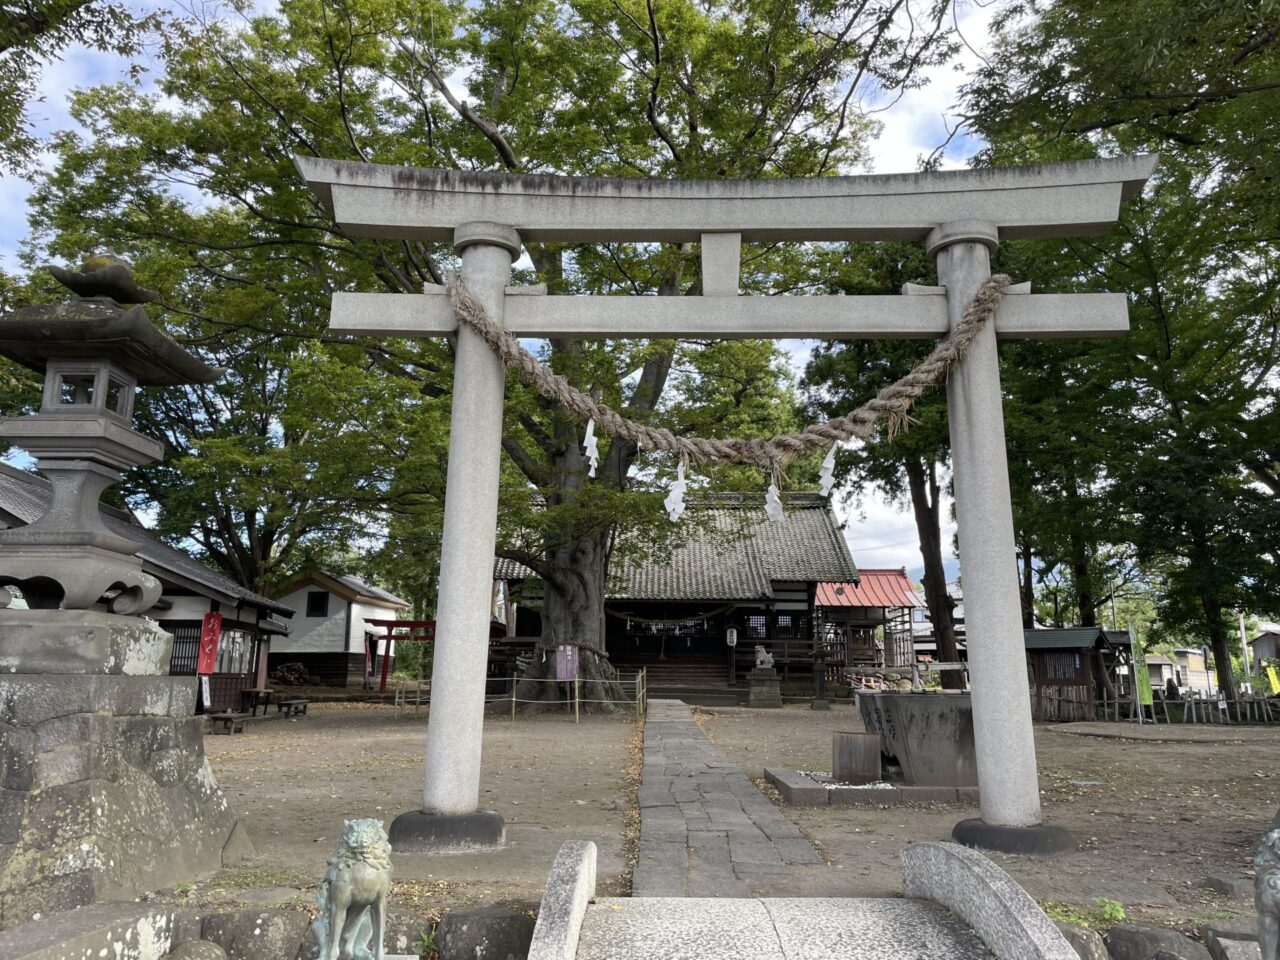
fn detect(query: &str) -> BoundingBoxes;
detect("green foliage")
[0,0,160,170]
[415,927,437,959]
[1039,897,1126,931]
[957,2,1280,691]
[10,0,959,631]
[1097,898,1126,925]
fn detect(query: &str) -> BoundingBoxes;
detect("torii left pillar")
[388,221,518,852]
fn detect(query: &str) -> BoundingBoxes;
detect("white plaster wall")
[351,600,400,655]
[156,595,213,620]
[271,585,350,653]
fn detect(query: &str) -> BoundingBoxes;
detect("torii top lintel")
[294,155,1158,245]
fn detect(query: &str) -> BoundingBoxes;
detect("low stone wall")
[0,904,313,960]
[0,901,538,960]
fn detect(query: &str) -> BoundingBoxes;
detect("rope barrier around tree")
[447,272,1013,484]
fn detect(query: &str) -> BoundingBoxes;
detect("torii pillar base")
[388,810,506,854]
[951,819,1075,856]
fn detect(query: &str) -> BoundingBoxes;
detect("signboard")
[1130,625,1153,707]
[555,644,579,682]
[199,675,212,711]
[196,612,223,675]
[1268,665,1280,695]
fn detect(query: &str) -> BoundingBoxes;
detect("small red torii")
[364,619,435,694]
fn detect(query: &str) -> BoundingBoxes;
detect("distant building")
[816,570,924,668]
[1248,621,1280,669]
[910,579,966,661]
[1171,647,1214,696]
[494,492,858,692]
[0,462,293,712]
[1022,627,1125,721]
[1144,654,1176,692]
[270,570,411,687]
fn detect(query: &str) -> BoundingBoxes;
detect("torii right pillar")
[930,220,1073,854]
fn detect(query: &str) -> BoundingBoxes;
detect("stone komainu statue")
[314,818,393,960]
[754,644,774,670]
[1259,828,1280,960]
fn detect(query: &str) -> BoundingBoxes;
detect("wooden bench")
[276,698,310,718]
[209,712,249,735]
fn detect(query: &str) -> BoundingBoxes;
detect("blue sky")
[0,1,995,582]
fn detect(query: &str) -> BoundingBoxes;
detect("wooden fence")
[1072,691,1280,725]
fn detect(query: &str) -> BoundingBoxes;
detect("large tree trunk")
[503,250,679,712]
[514,533,625,712]
[1062,484,1097,628]
[1019,535,1035,629]
[905,456,962,689]
[1202,596,1240,701]
[1070,532,1096,628]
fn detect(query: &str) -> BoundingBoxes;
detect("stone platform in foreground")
[576,897,987,960]
[526,839,1078,960]
[636,700,820,897]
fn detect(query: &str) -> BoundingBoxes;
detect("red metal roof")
[817,570,923,609]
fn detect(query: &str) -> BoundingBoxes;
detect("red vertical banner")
[197,612,222,675]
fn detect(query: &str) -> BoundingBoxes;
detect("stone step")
[575,897,990,960]
[525,837,1079,960]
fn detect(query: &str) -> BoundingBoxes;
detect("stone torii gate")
[297,155,1157,855]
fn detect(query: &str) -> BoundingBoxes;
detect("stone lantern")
[0,257,245,925]
[0,255,222,613]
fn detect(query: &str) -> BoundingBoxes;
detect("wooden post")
[574,676,580,724]
[379,628,393,693]
[511,675,517,722]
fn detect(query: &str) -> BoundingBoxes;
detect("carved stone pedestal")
[747,667,783,708]
[0,612,247,930]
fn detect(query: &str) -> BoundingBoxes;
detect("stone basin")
[857,692,978,788]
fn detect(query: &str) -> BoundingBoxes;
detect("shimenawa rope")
[447,273,1012,479]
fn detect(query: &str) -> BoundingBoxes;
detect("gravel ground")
[148,702,638,943]
[147,698,1277,946]
[694,702,1280,930]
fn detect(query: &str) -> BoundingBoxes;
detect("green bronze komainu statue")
[314,819,393,960]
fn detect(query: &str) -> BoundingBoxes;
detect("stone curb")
[901,841,1077,960]
[762,767,827,807]
[526,840,597,960]
[764,767,980,808]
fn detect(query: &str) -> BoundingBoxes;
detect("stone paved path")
[634,699,822,897]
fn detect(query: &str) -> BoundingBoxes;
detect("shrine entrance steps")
[620,662,740,705]
[526,839,1076,960]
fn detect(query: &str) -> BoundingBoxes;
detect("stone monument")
[747,644,783,708]
[0,257,247,928]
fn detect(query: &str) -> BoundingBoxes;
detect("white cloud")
[834,479,959,581]
[866,0,995,174]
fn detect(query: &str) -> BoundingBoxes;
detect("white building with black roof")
[270,570,411,687]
